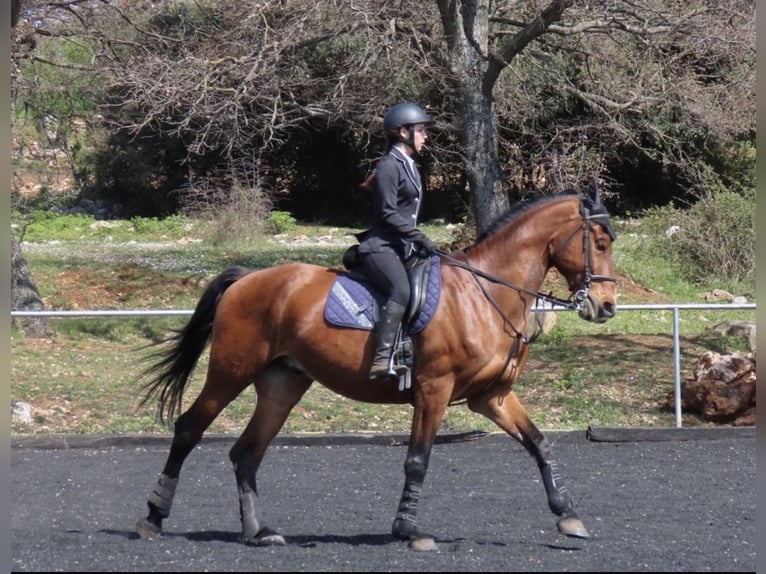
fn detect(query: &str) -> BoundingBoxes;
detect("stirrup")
[369,363,397,381]
[369,362,410,391]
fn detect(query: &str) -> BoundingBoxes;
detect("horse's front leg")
[391,383,451,551]
[468,390,590,539]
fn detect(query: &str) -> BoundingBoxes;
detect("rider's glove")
[417,236,438,254]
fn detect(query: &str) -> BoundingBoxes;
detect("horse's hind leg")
[229,362,312,546]
[467,391,590,539]
[136,365,253,539]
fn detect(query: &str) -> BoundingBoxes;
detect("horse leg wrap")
[239,491,261,540]
[147,474,178,518]
[392,481,423,540]
[396,481,422,520]
[540,462,572,516]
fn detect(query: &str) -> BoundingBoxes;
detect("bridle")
[548,198,618,309]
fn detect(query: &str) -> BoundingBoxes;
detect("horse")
[134,182,617,551]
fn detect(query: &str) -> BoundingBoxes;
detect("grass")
[10,212,756,436]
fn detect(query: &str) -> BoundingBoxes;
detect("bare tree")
[11,0,52,338]
[12,0,755,230]
[435,0,754,228]
[86,1,576,228]
[10,230,52,338]
[436,0,575,229]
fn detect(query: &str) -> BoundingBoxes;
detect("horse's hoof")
[392,520,437,551]
[244,526,286,547]
[409,535,438,552]
[136,517,162,540]
[557,516,590,539]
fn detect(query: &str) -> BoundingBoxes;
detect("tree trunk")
[12,0,21,28]
[437,0,575,232]
[12,1,52,338]
[436,0,508,233]
[460,88,508,234]
[11,229,52,338]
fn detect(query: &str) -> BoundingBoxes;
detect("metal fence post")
[673,307,682,428]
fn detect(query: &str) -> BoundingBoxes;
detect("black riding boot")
[369,301,407,381]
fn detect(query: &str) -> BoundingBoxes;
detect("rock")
[666,350,755,425]
[699,289,734,302]
[665,225,681,236]
[711,320,756,351]
[12,401,32,425]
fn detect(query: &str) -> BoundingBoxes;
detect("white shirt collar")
[393,144,415,167]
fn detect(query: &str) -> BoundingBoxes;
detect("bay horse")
[135,183,617,550]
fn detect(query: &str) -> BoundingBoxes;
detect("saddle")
[324,251,442,389]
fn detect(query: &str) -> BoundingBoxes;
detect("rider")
[356,102,438,381]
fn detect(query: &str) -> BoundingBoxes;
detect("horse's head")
[549,181,617,323]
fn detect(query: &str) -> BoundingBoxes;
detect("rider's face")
[412,124,428,153]
[399,124,429,154]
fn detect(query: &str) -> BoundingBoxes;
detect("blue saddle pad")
[324,255,442,334]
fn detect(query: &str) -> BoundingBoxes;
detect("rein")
[434,251,577,312]
[433,250,534,405]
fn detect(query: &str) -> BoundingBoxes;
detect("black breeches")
[358,251,411,307]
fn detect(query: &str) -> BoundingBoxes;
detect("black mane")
[471,189,581,247]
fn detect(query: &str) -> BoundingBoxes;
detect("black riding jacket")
[357,146,429,260]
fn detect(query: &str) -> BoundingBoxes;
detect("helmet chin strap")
[396,126,418,158]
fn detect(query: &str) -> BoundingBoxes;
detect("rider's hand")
[418,236,438,254]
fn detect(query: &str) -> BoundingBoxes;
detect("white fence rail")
[12,303,756,428]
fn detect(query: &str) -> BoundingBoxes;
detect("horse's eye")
[595,238,607,252]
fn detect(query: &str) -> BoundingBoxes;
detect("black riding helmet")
[382,102,433,154]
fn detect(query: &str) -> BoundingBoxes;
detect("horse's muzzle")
[577,295,616,323]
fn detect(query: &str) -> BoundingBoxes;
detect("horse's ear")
[586,178,600,203]
[584,178,617,241]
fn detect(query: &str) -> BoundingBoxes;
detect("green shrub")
[12,211,94,241]
[11,210,198,242]
[129,215,192,236]
[642,185,755,293]
[267,210,298,234]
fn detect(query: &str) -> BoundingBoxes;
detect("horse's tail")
[137,266,251,426]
